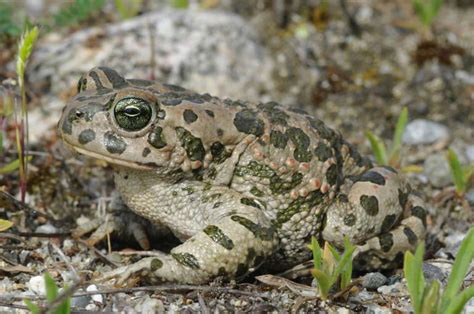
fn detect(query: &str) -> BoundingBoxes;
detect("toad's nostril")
[75,110,84,118]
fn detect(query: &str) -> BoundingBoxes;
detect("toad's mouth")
[65,143,156,170]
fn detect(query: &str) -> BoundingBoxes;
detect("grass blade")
[366,131,388,165]
[310,268,332,300]
[446,149,466,195]
[420,280,440,314]
[389,107,408,165]
[445,285,474,314]
[404,243,426,313]
[44,273,59,303]
[440,227,474,312]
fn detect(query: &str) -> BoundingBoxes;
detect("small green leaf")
[366,131,388,165]
[404,242,426,314]
[445,285,474,314]
[440,227,474,313]
[389,107,408,165]
[309,236,322,270]
[446,149,466,195]
[44,273,59,303]
[170,0,189,9]
[420,280,440,314]
[0,219,13,232]
[0,156,32,174]
[310,268,332,300]
[24,299,41,314]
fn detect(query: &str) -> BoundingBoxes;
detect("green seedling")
[15,26,39,202]
[446,149,474,198]
[24,273,71,314]
[412,0,443,28]
[114,0,143,20]
[308,236,355,300]
[366,107,408,168]
[404,227,474,314]
[170,0,189,9]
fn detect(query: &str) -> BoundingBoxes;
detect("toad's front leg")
[99,184,277,285]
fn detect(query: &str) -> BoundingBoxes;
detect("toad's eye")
[114,97,152,131]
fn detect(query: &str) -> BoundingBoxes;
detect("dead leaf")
[256,274,318,297]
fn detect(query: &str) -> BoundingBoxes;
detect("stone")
[362,272,387,290]
[423,153,452,188]
[402,119,449,145]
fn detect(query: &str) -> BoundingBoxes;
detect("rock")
[422,263,446,284]
[362,272,387,290]
[377,281,407,296]
[70,290,92,309]
[30,9,275,102]
[364,304,393,314]
[86,285,103,304]
[402,119,450,145]
[465,145,474,162]
[35,223,58,234]
[466,189,474,205]
[423,153,452,188]
[28,276,46,295]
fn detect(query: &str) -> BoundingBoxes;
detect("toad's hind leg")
[322,167,427,270]
[99,185,277,284]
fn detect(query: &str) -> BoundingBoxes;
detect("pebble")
[86,284,103,304]
[362,272,388,290]
[465,145,474,162]
[402,119,449,145]
[28,276,46,296]
[35,223,58,234]
[423,153,452,188]
[422,263,446,284]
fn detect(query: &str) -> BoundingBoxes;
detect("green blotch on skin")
[150,258,163,271]
[275,190,325,227]
[314,143,333,161]
[175,127,205,162]
[286,127,312,162]
[233,109,265,136]
[148,126,167,149]
[235,263,249,277]
[203,225,234,250]
[231,215,274,241]
[235,161,303,195]
[78,129,95,144]
[326,164,339,186]
[270,130,288,149]
[182,187,195,195]
[250,186,264,197]
[202,193,222,203]
[172,253,200,269]
[379,233,394,252]
[360,195,379,216]
[258,102,289,126]
[240,197,265,210]
[104,131,127,154]
[343,214,356,226]
[210,142,231,164]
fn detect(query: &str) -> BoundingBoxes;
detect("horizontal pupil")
[124,106,141,116]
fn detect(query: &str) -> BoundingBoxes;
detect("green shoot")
[404,227,474,314]
[446,149,474,197]
[366,107,408,168]
[0,156,32,175]
[15,25,39,202]
[308,236,355,300]
[114,0,143,20]
[412,0,443,28]
[24,273,71,314]
[53,0,105,28]
[170,0,189,9]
